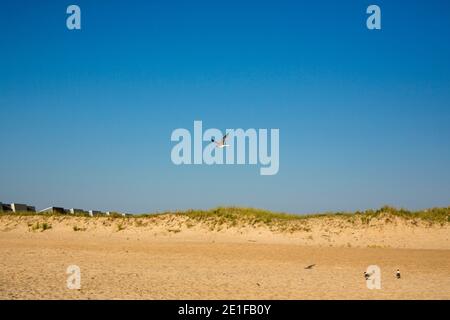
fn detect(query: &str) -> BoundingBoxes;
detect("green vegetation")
[6,211,91,217]
[168,205,449,224]
[177,207,301,224]
[116,223,126,231]
[3,205,449,226]
[353,205,450,224]
[30,222,52,232]
[107,212,125,218]
[134,220,146,227]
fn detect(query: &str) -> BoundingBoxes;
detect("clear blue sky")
[1,1,449,214]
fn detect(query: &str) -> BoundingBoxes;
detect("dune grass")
[29,221,52,232]
[2,206,449,225]
[169,206,450,224]
[353,206,450,224]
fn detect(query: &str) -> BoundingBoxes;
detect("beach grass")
[2,205,449,224]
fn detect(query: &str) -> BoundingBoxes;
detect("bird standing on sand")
[211,133,230,148]
[364,272,370,280]
[396,269,401,279]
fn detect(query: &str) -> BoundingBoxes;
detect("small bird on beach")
[211,132,230,148]
[396,269,401,279]
[364,272,370,280]
[304,264,316,270]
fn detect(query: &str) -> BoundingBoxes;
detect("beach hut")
[11,203,35,213]
[11,203,28,212]
[88,210,104,217]
[1,203,12,212]
[69,208,88,215]
[39,207,66,214]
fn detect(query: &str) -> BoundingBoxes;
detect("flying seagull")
[211,132,230,148]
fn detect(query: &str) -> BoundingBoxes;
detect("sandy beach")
[0,213,449,299]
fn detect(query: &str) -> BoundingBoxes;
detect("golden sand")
[0,214,449,299]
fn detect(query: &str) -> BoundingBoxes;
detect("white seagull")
[211,132,230,148]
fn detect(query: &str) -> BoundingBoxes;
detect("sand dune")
[0,210,449,299]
